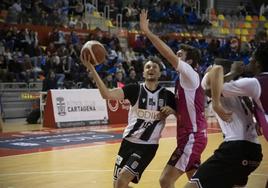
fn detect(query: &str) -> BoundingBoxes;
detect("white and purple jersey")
[175,59,207,134]
[222,73,268,140]
[222,73,268,113]
[202,73,259,143]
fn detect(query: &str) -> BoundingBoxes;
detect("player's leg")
[113,139,134,188]
[184,182,200,188]
[113,139,158,188]
[184,155,227,188]
[159,164,184,188]
[186,169,196,180]
[232,141,262,188]
[115,168,135,188]
[186,141,262,188]
[160,131,207,188]
[185,130,208,180]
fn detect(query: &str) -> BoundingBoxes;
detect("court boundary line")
[0,133,223,158]
[0,169,267,177]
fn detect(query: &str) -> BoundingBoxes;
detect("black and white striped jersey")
[122,83,176,144]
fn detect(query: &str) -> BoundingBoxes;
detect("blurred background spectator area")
[0,0,268,119]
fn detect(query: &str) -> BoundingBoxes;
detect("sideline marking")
[0,169,267,177]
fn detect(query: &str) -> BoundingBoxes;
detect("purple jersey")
[175,79,207,134]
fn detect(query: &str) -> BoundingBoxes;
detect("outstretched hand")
[212,102,233,122]
[80,52,94,71]
[159,106,175,120]
[139,9,150,34]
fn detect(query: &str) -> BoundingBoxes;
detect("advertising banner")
[107,99,130,124]
[44,89,108,127]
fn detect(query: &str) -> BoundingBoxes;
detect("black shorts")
[113,139,158,184]
[190,141,262,188]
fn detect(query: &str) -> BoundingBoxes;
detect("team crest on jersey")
[115,155,123,165]
[131,161,139,169]
[158,99,164,107]
[149,98,156,105]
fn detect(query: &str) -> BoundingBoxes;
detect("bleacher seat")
[184,32,191,37]
[105,20,114,27]
[241,29,249,35]
[241,36,248,42]
[244,22,252,29]
[245,15,252,22]
[238,22,245,29]
[219,28,229,35]
[234,28,241,35]
[92,11,101,18]
[191,33,197,38]
[223,28,230,35]
[197,33,203,38]
[259,15,266,22]
[252,15,259,22]
[211,21,219,27]
[223,20,230,28]
[251,22,258,29]
[249,29,256,36]
[218,14,225,21]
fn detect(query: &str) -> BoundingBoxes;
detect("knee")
[115,176,129,188]
[184,182,198,188]
[159,176,171,188]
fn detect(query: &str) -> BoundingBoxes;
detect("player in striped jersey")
[140,10,207,188]
[81,54,176,188]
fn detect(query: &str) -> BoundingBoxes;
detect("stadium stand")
[0,0,267,120]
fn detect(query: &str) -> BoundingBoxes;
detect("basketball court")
[0,118,267,188]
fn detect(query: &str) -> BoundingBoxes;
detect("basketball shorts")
[167,130,207,172]
[113,139,158,183]
[190,141,262,188]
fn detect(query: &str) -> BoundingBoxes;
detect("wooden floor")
[0,120,267,188]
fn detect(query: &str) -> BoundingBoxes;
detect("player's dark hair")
[180,44,202,67]
[145,56,163,71]
[214,58,233,74]
[254,42,268,72]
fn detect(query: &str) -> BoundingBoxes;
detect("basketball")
[80,40,107,66]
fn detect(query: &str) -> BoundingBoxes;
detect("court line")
[0,169,267,177]
[0,133,224,159]
[93,126,221,132]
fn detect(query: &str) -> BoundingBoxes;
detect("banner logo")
[108,100,130,112]
[56,97,66,116]
[158,99,164,107]
[108,100,119,112]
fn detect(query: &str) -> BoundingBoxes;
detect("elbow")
[101,93,109,100]
[166,54,178,68]
[101,91,113,100]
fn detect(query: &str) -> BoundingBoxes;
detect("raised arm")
[80,54,124,100]
[206,65,232,122]
[224,61,244,82]
[139,10,178,69]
